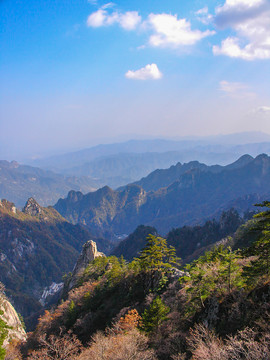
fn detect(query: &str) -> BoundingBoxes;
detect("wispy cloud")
[195,7,213,25]
[219,80,256,98]
[213,0,270,60]
[125,64,163,80]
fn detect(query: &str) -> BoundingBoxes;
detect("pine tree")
[137,234,180,272]
[141,296,170,333]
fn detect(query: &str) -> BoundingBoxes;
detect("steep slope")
[55,185,147,237]
[55,154,270,236]
[0,198,107,328]
[0,160,98,207]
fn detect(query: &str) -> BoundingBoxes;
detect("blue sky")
[0,0,270,160]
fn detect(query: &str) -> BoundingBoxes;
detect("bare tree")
[27,331,82,360]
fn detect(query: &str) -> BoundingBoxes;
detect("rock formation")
[22,197,42,216]
[0,291,26,347]
[68,240,104,290]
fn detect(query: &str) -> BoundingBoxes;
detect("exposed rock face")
[68,240,104,290]
[22,197,42,216]
[0,293,26,346]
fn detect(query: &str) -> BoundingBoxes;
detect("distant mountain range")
[23,132,270,189]
[2,133,269,206]
[124,154,254,192]
[54,154,270,236]
[29,131,270,172]
[0,160,98,207]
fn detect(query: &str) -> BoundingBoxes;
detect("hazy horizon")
[1,0,270,161]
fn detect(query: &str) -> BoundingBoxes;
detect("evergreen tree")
[180,245,243,314]
[136,234,180,272]
[141,296,170,333]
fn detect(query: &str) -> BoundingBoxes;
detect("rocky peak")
[67,190,84,202]
[68,240,104,290]
[22,197,42,216]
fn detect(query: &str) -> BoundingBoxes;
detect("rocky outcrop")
[22,197,42,216]
[0,293,26,346]
[68,240,104,290]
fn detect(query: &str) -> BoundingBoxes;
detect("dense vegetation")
[4,203,267,359]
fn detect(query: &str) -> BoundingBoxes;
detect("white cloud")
[213,36,270,60]
[87,8,214,48]
[87,9,107,27]
[118,11,142,30]
[219,80,256,98]
[125,64,163,80]
[147,13,215,47]
[213,0,270,60]
[87,8,141,30]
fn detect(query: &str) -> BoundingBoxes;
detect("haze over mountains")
[28,131,270,171]
[29,133,270,184]
[0,160,98,207]
[2,132,269,208]
[54,153,270,236]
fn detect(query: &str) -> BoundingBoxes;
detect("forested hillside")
[11,202,269,360]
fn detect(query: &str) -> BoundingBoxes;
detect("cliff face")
[0,293,26,346]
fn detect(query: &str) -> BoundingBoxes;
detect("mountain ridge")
[54,154,270,236]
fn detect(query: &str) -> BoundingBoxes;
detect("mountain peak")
[67,190,84,202]
[226,154,254,170]
[22,197,42,216]
[255,153,269,161]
